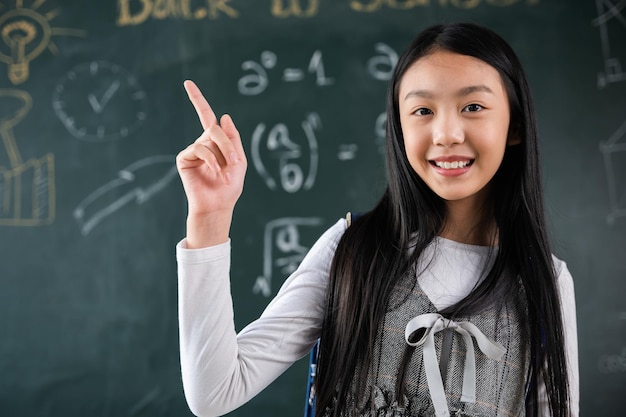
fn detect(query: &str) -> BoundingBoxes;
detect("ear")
[507,124,522,146]
[507,133,521,146]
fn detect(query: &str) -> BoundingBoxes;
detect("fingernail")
[229,152,238,164]
[224,171,232,184]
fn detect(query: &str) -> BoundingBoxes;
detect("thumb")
[220,114,240,140]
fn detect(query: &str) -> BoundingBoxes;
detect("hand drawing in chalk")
[73,155,178,235]
[237,50,334,96]
[52,61,148,142]
[252,217,324,297]
[0,0,86,85]
[251,113,320,193]
[0,89,54,226]
[593,0,626,88]
[600,120,626,224]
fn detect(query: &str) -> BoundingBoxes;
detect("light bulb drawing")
[0,0,86,85]
[0,9,49,84]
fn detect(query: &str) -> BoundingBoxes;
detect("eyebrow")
[404,84,494,100]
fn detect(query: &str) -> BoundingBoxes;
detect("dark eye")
[414,108,433,116]
[463,104,483,112]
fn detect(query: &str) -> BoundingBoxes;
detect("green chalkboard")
[0,0,624,416]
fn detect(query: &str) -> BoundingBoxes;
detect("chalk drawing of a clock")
[52,61,148,142]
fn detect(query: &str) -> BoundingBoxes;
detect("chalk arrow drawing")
[73,155,177,235]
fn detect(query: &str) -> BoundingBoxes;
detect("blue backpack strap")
[303,340,320,417]
[304,212,360,417]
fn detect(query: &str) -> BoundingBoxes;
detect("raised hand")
[176,80,247,248]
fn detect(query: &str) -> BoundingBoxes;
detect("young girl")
[175,23,578,417]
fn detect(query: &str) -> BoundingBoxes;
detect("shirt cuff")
[176,238,231,264]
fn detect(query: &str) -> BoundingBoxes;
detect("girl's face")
[398,50,517,206]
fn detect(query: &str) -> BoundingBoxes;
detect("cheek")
[494,122,512,155]
[474,117,510,151]
[400,117,426,155]
[402,133,429,173]
[478,127,509,172]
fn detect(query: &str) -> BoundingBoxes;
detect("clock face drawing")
[52,61,148,142]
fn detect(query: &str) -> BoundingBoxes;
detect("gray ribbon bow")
[404,313,507,417]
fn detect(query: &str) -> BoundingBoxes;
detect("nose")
[432,112,464,147]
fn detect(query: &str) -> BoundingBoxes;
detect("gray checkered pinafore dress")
[323,269,530,417]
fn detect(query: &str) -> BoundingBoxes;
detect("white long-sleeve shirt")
[177,218,579,416]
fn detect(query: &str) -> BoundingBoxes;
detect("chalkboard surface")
[0,1,624,416]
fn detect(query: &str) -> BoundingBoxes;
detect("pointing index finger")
[184,80,218,130]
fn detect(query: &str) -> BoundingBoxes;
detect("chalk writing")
[109,0,547,26]
[600,120,626,224]
[367,42,398,81]
[112,0,542,24]
[52,61,149,142]
[0,88,55,226]
[375,112,387,154]
[338,144,358,161]
[116,0,238,25]
[73,155,177,235]
[272,0,319,17]
[0,0,86,85]
[593,0,626,88]
[350,0,539,12]
[251,113,320,193]
[238,50,333,96]
[252,217,324,297]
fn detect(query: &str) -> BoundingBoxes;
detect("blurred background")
[0,0,624,415]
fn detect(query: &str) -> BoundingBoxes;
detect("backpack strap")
[304,212,360,417]
[304,341,319,417]
[346,211,362,227]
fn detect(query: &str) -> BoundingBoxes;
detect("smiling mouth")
[430,160,474,169]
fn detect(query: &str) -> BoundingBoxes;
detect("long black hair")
[315,22,569,416]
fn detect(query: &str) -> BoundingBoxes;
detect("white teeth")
[435,160,470,169]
